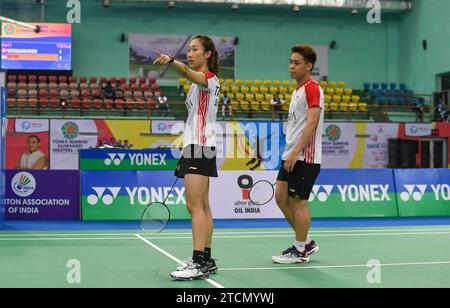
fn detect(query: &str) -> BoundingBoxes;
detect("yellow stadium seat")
[282,80,291,88]
[279,95,284,100]
[250,87,259,94]
[335,88,344,96]
[337,81,346,88]
[227,93,235,100]
[329,102,338,111]
[265,94,273,102]
[245,94,255,102]
[241,86,249,94]
[245,80,253,87]
[260,87,268,95]
[324,95,332,104]
[270,87,278,95]
[231,100,239,110]
[219,78,224,86]
[235,93,245,101]
[251,101,260,111]
[221,86,230,93]
[289,87,296,94]
[264,80,272,88]
[273,80,281,88]
[333,95,341,103]
[324,103,329,112]
[285,94,292,103]
[319,81,327,88]
[344,88,353,96]
[240,100,250,111]
[279,88,288,95]
[235,80,243,87]
[328,81,336,88]
[261,101,270,111]
[349,103,358,112]
[179,78,187,86]
[342,95,351,104]
[326,88,335,96]
[352,95,360,104]
[231,86,239,94]
[340,103,349,112]
[183,85,191,93]
[282,102,289,111]
[254,80,263,88]
[291,81,298,88]
[225,79,234,87]
[359,102,367,112]
[255,94,264,102]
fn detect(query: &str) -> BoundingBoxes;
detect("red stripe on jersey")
[197,90,208,145]
[203,71,216,79]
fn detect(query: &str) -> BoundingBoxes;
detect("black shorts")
[277,160,321,200]
[174,144,218,178]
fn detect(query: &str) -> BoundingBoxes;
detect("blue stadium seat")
[364,83,371,90]
[400,83,407,91]
[390,82,397,90]
[377,96,386,105]
[381,83,388,90]
[370,89,379,98]
[372,83,380,90]
[379,89,386,97]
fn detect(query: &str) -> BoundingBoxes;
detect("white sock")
[306,236,312,245]
[294,241,306,252]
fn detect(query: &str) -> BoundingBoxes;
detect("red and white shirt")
[183,71,220,148]
[282,79,324,164]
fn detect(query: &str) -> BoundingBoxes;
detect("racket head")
[249,180,275,206]
[140,201,171,234]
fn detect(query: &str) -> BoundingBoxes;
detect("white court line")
[2,231,450,241]
[135,234,225,289]
[220,261,450,272]
[2,227,450,237]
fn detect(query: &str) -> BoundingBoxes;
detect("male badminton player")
[272,45,324,264]
[153,36,220,280]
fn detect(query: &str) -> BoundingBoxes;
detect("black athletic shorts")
[277,160,321,200]
[174,144,218,178]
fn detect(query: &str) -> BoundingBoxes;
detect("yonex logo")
[104,153,126,166]
[309,185,334,202]
[400,185,427,202]
[87,187,121,205]
[400,184,450,202]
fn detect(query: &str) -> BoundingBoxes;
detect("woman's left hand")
[153,51,174,65]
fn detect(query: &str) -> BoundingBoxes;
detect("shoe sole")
[272,257,310,264]
[170,273,210,281]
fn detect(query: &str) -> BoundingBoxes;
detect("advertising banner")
[81,171,189,220]
[5,170,80,220]
[394,169,450,217]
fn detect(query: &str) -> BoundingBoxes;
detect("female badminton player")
[153,36,220,280]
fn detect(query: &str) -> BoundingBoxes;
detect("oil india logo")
[326,125,341,141]
[11,172,36,197]
[3,24,14,35]
[61,122,79,139]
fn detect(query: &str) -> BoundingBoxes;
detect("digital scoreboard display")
[1,23,72,70]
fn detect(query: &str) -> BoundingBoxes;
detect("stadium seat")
[363,83,371,90]
[269,87,278,95]
[254,80,263,88]
[291,81,298,88]
[349,103,357,112]
[263,80,272,88]
[279,88,288,95]
[340,102,349,112]
[241,87,249,94]
[285,94,292,103]
[235,93,245,102]
[344,88,353,96]
[328,81,336,88]
[381,83,388,90]
[250,87,259,94]
[329,102,338,112]
[240,100,249,111]
[273,80,281,88]
[260,87,268,95]
[225,79,234,87]
[359,102,368,112]
[337,81,345,88]
[235,80,243,87]
[390,82,397,90]
[351,95,360,104]
[231,86,239,94]
[333,95,341,103]
[335,88,344,96]
[319,81,327,88]
[250,101,260,111]
[282,80,291,88]
[326,88,335,96]
[342,95,351,104]
[324,95,332,104]
[261,101,270,111]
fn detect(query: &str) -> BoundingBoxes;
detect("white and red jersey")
[183,71,220,148]
[282,79,324,164]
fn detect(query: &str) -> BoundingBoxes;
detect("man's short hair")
[291,44,317,70]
